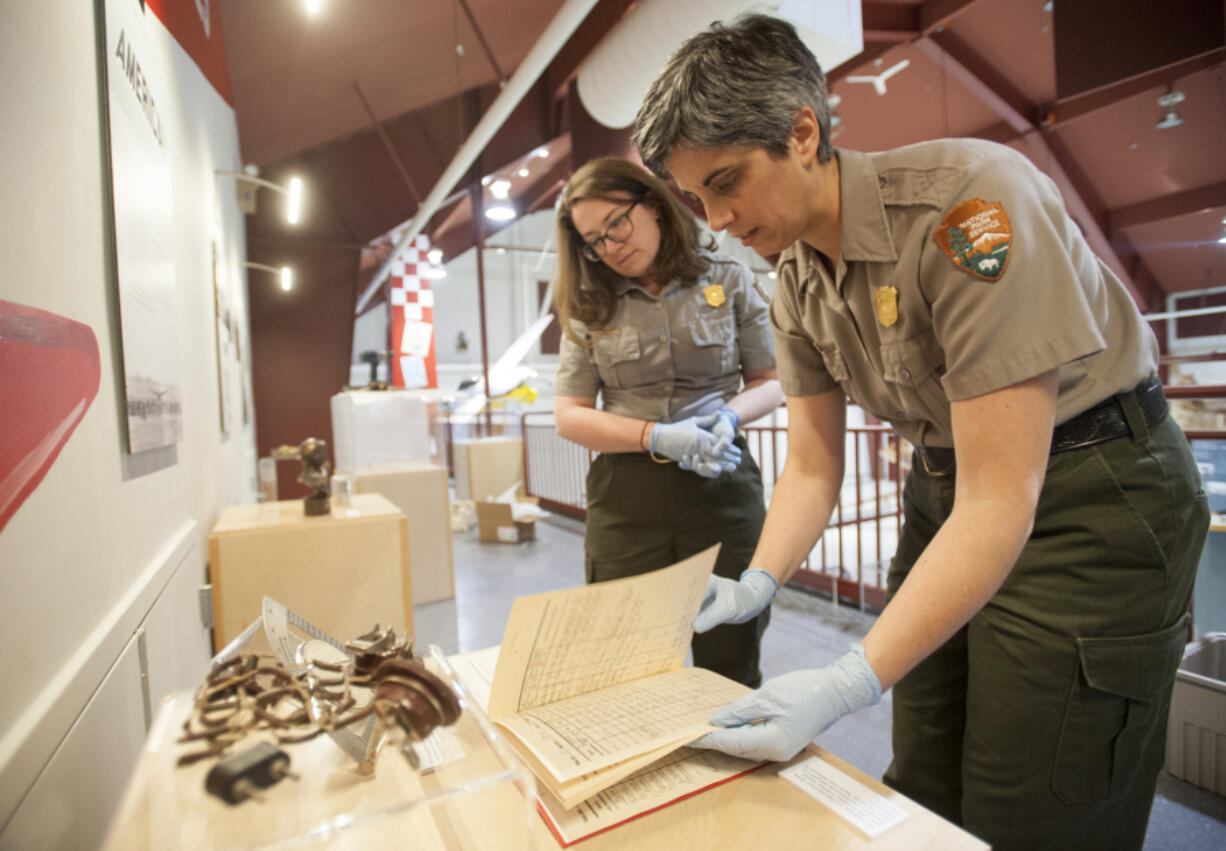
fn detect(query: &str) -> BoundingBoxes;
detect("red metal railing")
[439,380,1226,620]
[517,412,907,611]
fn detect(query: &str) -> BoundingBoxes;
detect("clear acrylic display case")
[103,638,539,850]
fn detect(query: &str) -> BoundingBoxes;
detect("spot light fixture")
[217,167,304,224]
[1155,89,1185,130]
[489,179,512,200]
[244,262,294,292]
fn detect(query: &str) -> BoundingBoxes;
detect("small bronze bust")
[271,438,331,516]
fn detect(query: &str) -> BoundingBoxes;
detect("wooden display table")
[104,692,986,850]
[208,494,413,652]
[352,463,455,604]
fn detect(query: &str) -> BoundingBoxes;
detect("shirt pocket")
[880,326,946,421]
[591,330,643,389]
[686,311,734,374]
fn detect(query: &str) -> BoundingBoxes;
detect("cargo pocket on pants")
[1052,614,1189,804]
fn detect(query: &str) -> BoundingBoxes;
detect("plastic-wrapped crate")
[1165,632,1226,795]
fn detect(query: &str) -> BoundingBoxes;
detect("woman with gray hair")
[552,156,783,687]
[633,13,1207,850]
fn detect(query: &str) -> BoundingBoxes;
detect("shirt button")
[660,334,667,342]
[655,303,662,309]
[899,368,912,382]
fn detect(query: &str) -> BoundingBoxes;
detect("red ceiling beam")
[833,1,981,85]
[860,1,919,42]
[916,32,1040,132]
[1047,47,1226,127]
[1108,180,1226,232]
[917,0,981,33]
[914,34,1151,305]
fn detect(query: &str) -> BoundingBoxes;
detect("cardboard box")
[352,462,454,604]
[1165,632,1226,795]
[477,496,539,543]
[208,494,412,652]
[453,437,523,501]
[330,389,436,471]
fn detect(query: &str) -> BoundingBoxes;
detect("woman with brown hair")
[552,156,783,687]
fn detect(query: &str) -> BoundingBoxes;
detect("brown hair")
[553,157,713,344]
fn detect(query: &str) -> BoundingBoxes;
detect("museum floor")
[414,511,1226,850]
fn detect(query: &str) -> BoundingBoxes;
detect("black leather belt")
[916,376,1168,477]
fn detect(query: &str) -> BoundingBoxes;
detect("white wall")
[0,2,255,845]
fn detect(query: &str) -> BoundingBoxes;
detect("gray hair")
[633,13,834,176]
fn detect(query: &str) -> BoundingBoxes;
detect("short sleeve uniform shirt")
[771,139,1156,448]
[555,251,774,422]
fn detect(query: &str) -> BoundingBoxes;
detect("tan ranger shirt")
[556,251,774,422]
[771,139,1156,448]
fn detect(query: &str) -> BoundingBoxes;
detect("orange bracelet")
[639,419,653,452]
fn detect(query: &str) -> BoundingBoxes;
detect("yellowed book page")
[487,544,718,719]
[539,748,762,843]
[495,666,748,782]
[451,647,706,806]
[510,737,687,808]
[448,645,500,711]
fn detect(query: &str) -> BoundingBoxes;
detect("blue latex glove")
[691,644,883,762]
[709,407,740,450]
[693,568,777,632]
[679,451,740,478]
[677,409,742,477]
[649,417,739,467]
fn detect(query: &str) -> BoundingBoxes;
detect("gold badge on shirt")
[876,286,899,328]
[703,284,726,307]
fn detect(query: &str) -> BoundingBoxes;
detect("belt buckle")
[918,448,953,478]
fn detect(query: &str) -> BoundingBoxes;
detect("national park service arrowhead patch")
[933,199,1012,282]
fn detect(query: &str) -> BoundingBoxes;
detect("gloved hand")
[691,644,882,762]
[649,417,738,466]
[679,453,739,478]
[676,408,742,477]
[708,407,740,450]
[693,568,777,632]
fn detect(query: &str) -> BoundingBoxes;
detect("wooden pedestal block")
[207,493,412,652]
[453,437,524,501]
[352,463,455,604]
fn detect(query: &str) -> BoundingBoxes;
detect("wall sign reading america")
[101,0,182,452]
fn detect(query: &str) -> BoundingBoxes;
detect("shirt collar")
[613,277,679,298]
[836,148,898,264]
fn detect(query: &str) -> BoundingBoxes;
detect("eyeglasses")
[580,201,638,262]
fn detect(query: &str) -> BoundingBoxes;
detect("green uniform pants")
[583,436,770,688]
[883,410,1209,850]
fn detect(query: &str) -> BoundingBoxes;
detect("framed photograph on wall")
[98,0,182,453]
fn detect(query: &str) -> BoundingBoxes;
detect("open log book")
[449,545,759,812]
